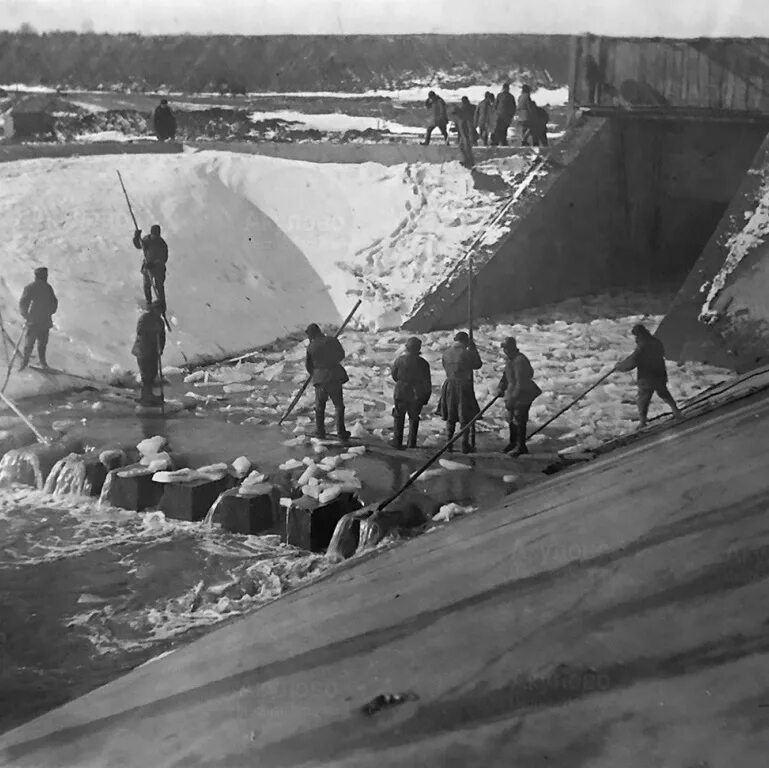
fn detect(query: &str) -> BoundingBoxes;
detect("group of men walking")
[302,321,682,455]
[422,82,549,152]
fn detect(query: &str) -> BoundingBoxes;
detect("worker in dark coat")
[459,97,478,145]
[493,82,517,146]
[517,85,537,146]
[421,90,449,146]
[437,331,482,453]
[133,224,168,307]
[305,323,350,442]
[391,336,432,450]
[132,300,166,405]
[153,99,177,141]
[531,104,549,147]
[497,337,542,457]
[449,102,475,168]
[19,266,58,371]
[475,91,496,146]
[614,324,682,429]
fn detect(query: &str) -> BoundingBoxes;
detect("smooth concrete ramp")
[2,370,769,766]
[404,116,613,332]
[658,129,769,372]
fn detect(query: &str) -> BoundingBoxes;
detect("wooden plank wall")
[571,36,769,113]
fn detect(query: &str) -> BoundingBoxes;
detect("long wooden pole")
[117,170,172,333]
[376,395,500,512]
[1,325,26,395]
[0,391,48,443]
[0,305,10,365]
[527,370,613,440]
[467,249,476,450]
[278,299,362,425]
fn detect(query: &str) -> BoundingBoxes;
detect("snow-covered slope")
[0,150,517,397]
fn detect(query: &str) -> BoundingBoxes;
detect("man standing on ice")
[18,266,58,371]
[132,300,166,406]
[421,90,449,146]
[614,323,682,429]
[133,224,168,307]
[390,336,432,450]
[497,337,542,457]
[437,331,482,453]
[305,323,351,443]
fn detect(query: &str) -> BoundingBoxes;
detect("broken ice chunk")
[137,435,167,457]
[279,458,304,471]
[438,458,471,471]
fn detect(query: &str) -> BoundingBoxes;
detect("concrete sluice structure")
[406,36,769,380]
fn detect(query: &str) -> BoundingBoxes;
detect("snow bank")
[0,150,513,398]
[248,110,418,135]
[699,167,769,323]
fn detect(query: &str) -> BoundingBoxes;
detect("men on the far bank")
[133,224,169,307]
[497,337,542,457]
[19,266,58,371]
[422,90,449,146]
[132,300,166,405]
[450,100,475,168]
[475,91,496,146]
[391,337,432,450]
[437,331,482,453]
[517,84,546,147]
[614,323,682,429]
[153,99,177,142]
[305,323,350,442]
[493,82,517,146]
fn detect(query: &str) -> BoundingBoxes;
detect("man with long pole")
[278,300,361,425]
[116,170,171,333]
[132,300,166,407]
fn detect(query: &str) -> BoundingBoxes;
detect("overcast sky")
[0,0,763,37]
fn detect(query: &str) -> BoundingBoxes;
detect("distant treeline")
[0,32,572,93]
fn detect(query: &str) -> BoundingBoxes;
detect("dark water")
[0,371,552,734]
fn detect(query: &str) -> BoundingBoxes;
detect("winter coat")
[437,341,482,424]
[306,335,349,387]
[516,91,534,123]
[391,352,432,406]
[616,336,668,383]
[19,278,58,329]
[475,99,496,132]
[442,341,482,382]
[132,311,166,359]
[495,90,517,122]
[459,100,476,123]
[133,233,169,274]
[497,352,542,409]
[153,105,177,139]
[425,95,448,128]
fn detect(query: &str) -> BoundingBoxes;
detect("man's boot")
[503,422,518,453]
[445,422,456,452]
[461,425,474,454]
[510,420,529,458]
[336,408,351,443]
[314,405,326,440]
[391,412,405,450]
[407,417,420,449]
